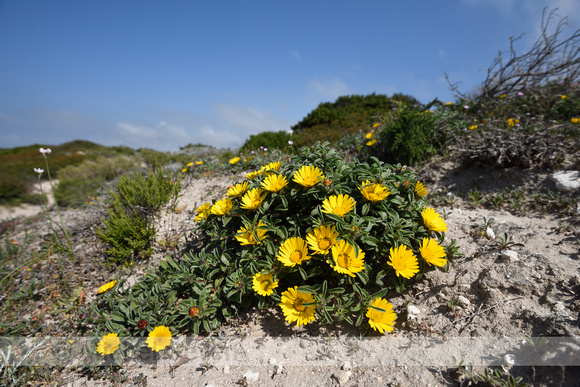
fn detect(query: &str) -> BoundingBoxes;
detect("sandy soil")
[60,162,579,387]
[3,165,579,386]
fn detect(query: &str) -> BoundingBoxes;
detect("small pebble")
[273,364,283,375]
[242,370,259,383]
[407,305,420,315]
[501,250,519,261]
[332,370,352,385]
[341,361,352,370]
[485,227,495,239]
[458,295,470,307]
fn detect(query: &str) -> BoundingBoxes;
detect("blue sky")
[1,0,578,151]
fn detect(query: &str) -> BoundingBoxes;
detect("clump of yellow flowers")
[190,142,458,334]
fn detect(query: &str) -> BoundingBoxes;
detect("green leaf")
[110,311,126,323]
[298,266,307,281]
[357,270,369,285]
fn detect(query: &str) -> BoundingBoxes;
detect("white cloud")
[117,121,190,149]
[308,77,351,102]
[215,103,293,133]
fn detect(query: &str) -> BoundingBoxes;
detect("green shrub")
[291,93,420,149]
[240,130,292,153]
[365,106,444,165]
[91,143,459,341]
[54,155,142,206]
[96,168,181,263]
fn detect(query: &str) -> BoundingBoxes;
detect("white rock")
[485,227,495,239]
[407,305,421,315]
[223,365,230,374]
[549,171,580,192]
[501,249,519,261]
[268,357,277,366]
[273,364,284,375]
[503,353,516,368]
[243,370,259,383]
[341,361,352,370]
[458,295,470,307]
[332,370,352,385]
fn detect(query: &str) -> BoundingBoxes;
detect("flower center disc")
[290,251,302,263]
[293,298,306,312]
[260,280,272,291]
[337,253,350,268]
[334,207,347,216]
[318,238,331,250]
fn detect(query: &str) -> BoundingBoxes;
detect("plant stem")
[43,154,73,253]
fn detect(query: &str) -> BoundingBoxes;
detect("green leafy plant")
[96,167,181,263]
[92,142,459,341]
[365,103,445,165]
[452,356,528,387]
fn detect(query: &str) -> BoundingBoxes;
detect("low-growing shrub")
[54,155,142,206]
[96,167,181,263]
[91,142,458,344]
[365,106,445,165]
[240,130,292,153]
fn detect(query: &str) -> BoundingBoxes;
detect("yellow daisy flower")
[306,225,339,255]
[264,161,282,174]
[181,168,188,173]
[277,237,311,267]
[561,94,567,99]
[252,272,279,296]
[366,139,377,146]
[240,187,266,210]
[235,220,267,245]
[187,162,194,167]
[97,280,116,294]
[146,326,172,352]
[366,297,397,334]
[96,333,120,356]
[279,286,316,327]
[499,94,506,99]
[194,203,211,222]
[445,102,453,106]
[359,180,390,203]
[329,239,365,277]
[468,124,478,130]
[321,194,356,217]
[261,174,289,193]
[372,122,380,128]
[419,238,447,267]
[246,170,260,180]
[365,132,374,139]
[421,207,448,232]
[293,165,324,188]
[387,245,419,279]
[229,157,241,164]
[414,181,428,197]
[197,161,204,165]
[571,118,579,124]
[507,118,520,127]
[210,197,233,216]
[227,182,249,197]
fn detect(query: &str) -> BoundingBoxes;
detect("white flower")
[288,140,293,145]
[33,168,44,174]
[288,130,293,135]
[39,148,52,154]
[264,148,268,151]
